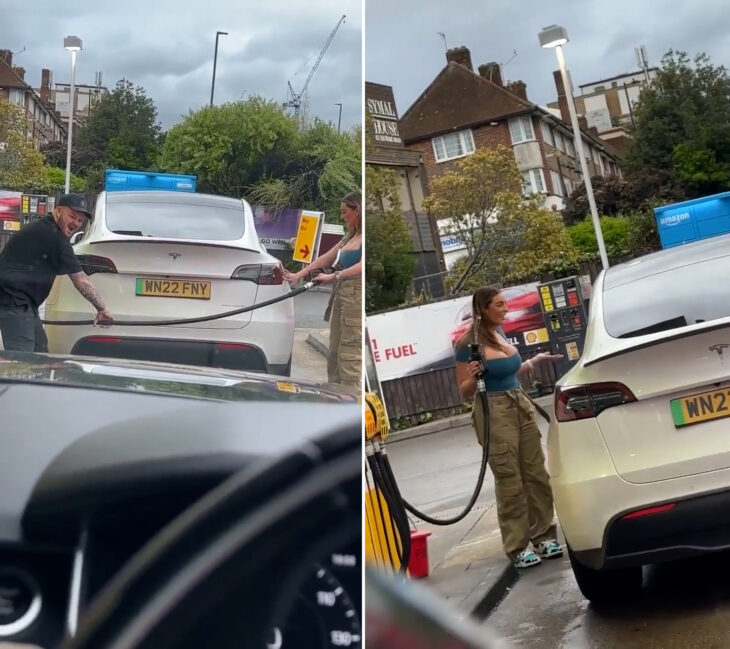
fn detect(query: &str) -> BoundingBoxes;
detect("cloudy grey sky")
[366,0,728,116]
[3,0,361,131]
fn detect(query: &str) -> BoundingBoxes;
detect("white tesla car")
[549,234,730,603]
[44,191,295,375]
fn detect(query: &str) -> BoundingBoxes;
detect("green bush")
[566,216,631,259]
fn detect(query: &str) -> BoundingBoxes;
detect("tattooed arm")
[69,272,114,324]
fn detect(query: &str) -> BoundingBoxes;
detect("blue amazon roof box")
[654,192,730,248]
[104,169,196,193]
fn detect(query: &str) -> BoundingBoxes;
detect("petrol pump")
[537,276,589,377]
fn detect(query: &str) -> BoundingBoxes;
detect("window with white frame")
[522,168,546,195]
[554,130,565,152]
[566,137,576,158]
[550,170,563,196]
[509,116,535,144]
[9,88,24,106]
[540,122,554,146]
[432,129,476,163]
[563,176,573,195]
[591,147,600,165]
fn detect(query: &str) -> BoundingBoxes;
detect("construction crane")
[284,14,346,118]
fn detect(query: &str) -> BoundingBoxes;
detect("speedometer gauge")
[268,563,361,649]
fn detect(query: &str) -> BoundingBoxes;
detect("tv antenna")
[437,32,448,51]
[500,49,518,82]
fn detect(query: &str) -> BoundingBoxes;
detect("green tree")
[562,169,684,225]
[161,97,301,197]
[365,166,415,312]
[623,50,730,196]
[423,146,578,292]
[248,119,361,224]
[78,79,163,189]
[162,99,360,224]
[0,100,46,190]
[40,140,104,179]
[42,166,86,193]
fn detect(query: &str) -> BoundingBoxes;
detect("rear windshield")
[603,255,730,337]
[106,201,245,241]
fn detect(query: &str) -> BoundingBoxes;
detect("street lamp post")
[210,31,228,107]
[335,103,343,134]
[63,35,82,195]
[539,24,609,269]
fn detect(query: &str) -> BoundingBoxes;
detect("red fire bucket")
[408,530,431,579]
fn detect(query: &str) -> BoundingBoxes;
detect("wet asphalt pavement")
[486,546,730,648]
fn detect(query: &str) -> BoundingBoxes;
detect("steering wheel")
[60,422,361,649]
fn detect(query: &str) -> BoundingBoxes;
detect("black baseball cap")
[57,193,92,219]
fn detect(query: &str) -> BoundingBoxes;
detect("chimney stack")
[578,115,588,132]
[507,80,528,101]
[446,46,473,72]
[0,49,12,67]
[478,62,502,86]
[553,70,570,123]
[13,66,25,80]
[41,68,51,103]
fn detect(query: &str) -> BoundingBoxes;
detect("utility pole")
[210,30,228,106]
[335,103,343,134]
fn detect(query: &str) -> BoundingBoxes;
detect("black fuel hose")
[399,388,491,526]
[372,450,412,570]
[41,281,314,327]
[367,452,411,572]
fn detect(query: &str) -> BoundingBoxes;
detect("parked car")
[44,191,294,375]
[549,234,730,603]
[449,286,543,347]
[0,351,360,648]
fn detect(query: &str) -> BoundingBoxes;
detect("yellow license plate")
[135,278,211,300]
[671,388,730,428]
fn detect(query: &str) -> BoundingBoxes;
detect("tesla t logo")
[709,344,730,360]
[169,253,181,260]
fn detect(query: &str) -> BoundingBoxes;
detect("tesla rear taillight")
[621,503,676,520]
[76,255,117,275]
[86,337,122,343]
[231,263,283,285]
[555,382,637,422]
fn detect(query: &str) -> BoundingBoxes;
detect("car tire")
[567,545,642,605]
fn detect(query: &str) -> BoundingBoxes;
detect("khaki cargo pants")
[472,389,557,560]
[324,278,361,388]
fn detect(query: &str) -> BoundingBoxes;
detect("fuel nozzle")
[469,343,487,394]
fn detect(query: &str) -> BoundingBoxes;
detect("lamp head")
[538,25,568,49]
[64,35,82,52]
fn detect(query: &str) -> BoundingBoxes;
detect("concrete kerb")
[305,329,329,357]
[387,413,472,443]
[469,563,519,621]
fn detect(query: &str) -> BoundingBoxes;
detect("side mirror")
[70,231,84,245]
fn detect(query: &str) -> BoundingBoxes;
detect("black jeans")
[0,303,48,352]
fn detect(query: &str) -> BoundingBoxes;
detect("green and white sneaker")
[513,550,541,569]
[536,539,563,559]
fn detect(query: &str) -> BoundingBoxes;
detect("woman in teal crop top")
[454,286,563,569]
[283,192,362,388]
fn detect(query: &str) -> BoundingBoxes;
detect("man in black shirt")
[0,193,114,352]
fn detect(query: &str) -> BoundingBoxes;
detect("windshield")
[603,255,730,338]
[106,201,245,240]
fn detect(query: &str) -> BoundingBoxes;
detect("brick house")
[366,81,446,297]
[399,46,622,215]
[0,49,67,149]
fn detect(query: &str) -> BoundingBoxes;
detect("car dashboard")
[0,376,361,648]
